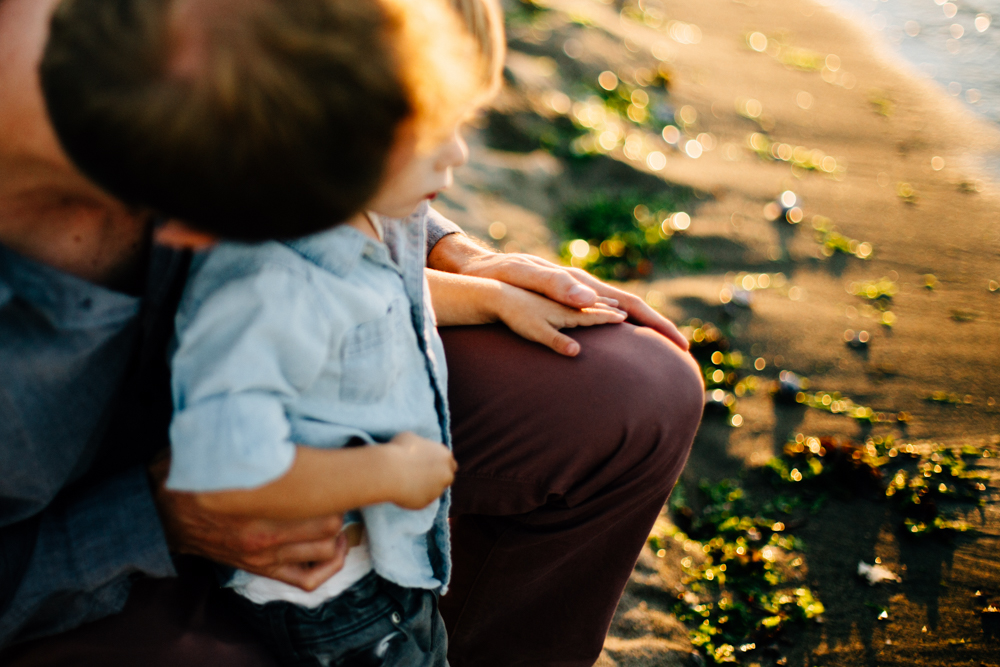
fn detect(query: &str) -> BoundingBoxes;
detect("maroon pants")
[2,323,703,667]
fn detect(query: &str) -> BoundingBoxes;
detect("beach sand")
[434,0,1000,663]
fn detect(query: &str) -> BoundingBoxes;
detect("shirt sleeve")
[425,207,464,257]
[167,263,335,492]
[0,467,174,647]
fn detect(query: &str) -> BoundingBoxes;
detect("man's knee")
[573,324,703,478]
[441,322,702,499]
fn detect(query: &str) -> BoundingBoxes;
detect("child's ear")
[154,220,220,249]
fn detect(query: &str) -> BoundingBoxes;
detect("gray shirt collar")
[0,244,140,330]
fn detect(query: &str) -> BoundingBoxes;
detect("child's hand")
[495,284,627,357]
[385,432,457,510]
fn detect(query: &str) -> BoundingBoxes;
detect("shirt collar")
[0,244,141,330]
[283,218,397,277]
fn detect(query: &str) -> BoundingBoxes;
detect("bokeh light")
[569,239,591,259]
[488,221,507,240]
[646,151,667,170]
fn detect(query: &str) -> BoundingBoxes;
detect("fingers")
[613,293,688,349]
[477,254,686,347]
[487,257,599,309]
[261,532,349,591]
[464,251,688,347]
[569,274,689,350]
[582,302,627,316]
[507,310,579,356]
[238,514,345,552]
[273,534,348,566]
[549,331,581,357]
[645,317,689,351]
[573,307,628,325]
[563,282,599,308]
[269,557,346,592]
[538,305,626,355]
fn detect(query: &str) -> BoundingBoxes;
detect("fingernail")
[568,284,594,302]
[566,341,580,355]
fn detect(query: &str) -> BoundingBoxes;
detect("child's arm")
[194,431,456,520]
[425,268,627,357]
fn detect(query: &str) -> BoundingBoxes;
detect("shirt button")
[391,612,402,625]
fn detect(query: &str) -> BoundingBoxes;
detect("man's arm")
[425,213,689,351]
[1,461,352,644]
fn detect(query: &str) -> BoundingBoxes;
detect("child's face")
[366,122,469,219]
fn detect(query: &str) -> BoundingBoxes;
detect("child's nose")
[438,133,469,170]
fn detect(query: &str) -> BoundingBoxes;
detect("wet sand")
[435,0,1000,663]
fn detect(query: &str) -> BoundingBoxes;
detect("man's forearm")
[426,231,493,274]
[425,207,468,263]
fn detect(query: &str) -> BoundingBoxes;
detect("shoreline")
[818,0,1000,129]
[815,0,1000,182]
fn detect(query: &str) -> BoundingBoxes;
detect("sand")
[434,0,1000,663]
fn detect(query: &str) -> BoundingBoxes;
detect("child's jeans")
[224,572,448,667]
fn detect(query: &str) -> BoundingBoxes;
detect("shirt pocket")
[339,298,408,403]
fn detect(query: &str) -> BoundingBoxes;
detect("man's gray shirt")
[0,243,179,646]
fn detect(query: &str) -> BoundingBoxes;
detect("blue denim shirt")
[167,202,452,591]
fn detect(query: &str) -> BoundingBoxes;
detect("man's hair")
[40,0,480,241]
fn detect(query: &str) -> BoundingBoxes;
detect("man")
[0,0,703,664]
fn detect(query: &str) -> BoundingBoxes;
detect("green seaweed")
[557,193,702,279]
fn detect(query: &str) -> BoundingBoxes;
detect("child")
[165,0,625,665]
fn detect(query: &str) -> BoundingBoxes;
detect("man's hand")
[428,232,689,351]
[149,456,349,592]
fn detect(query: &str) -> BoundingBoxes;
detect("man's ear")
[153,220,220,249]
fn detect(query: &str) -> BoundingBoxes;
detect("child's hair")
[450,0,506,100]
[40,0,484,241]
